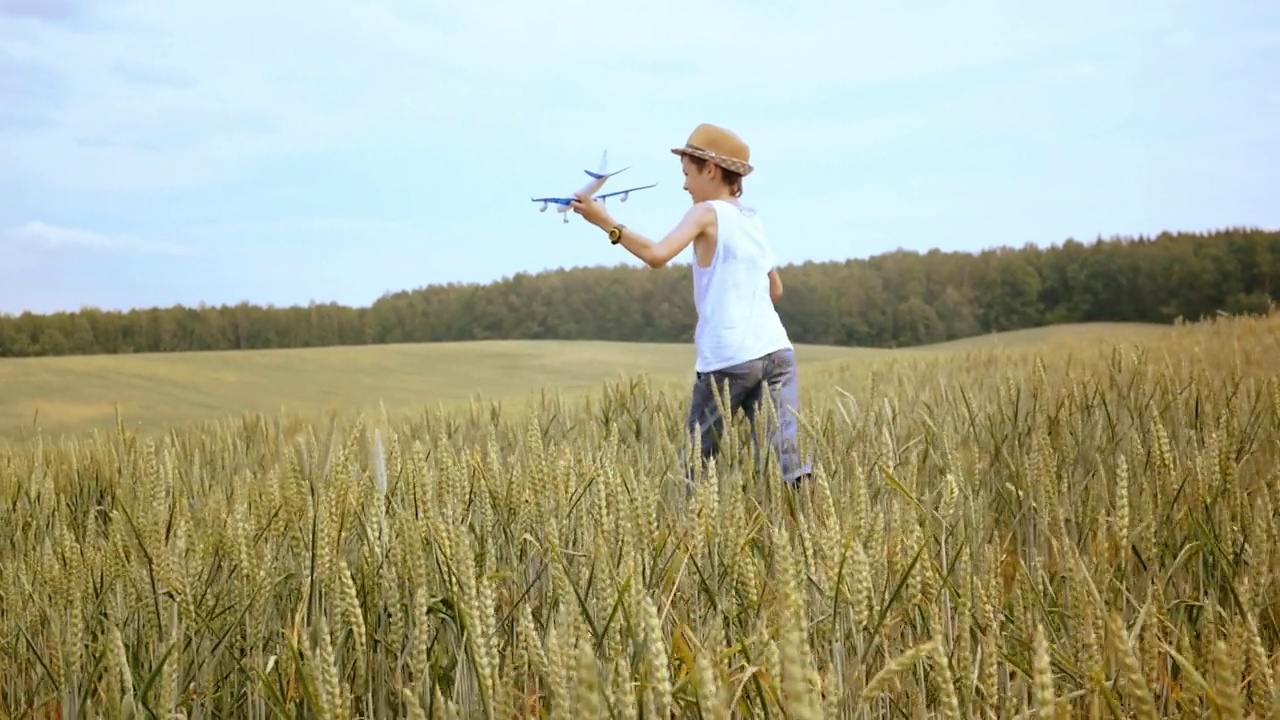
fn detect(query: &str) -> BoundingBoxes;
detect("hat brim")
[671,145,753,176]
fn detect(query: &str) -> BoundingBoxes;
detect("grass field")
[3,315,1278,718]
[907,321,1176,351]
[0,339,874,440]
[0,323,1175,440]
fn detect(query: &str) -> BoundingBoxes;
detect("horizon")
[1,225,1274,318]
[3,0,1278,316]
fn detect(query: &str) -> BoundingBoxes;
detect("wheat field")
[2,313,1279,719]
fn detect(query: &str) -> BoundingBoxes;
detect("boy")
[569,122,812,488]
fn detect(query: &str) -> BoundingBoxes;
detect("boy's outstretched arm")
[573,196,715,269]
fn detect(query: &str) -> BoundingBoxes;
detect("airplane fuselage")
[531,149,656,222]
[554,176,610,214]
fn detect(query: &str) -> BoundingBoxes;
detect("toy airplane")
[531,150,657,223]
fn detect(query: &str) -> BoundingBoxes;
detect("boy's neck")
[701,190,738,203]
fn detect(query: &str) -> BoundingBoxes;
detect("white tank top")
[691,199,793,373]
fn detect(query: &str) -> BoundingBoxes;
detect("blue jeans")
[683,347,812,487]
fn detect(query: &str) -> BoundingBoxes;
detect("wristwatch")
[608,224,626,245]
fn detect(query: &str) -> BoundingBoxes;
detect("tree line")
[2,227,1276,358]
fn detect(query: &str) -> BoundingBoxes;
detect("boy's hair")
[686,155,744,197]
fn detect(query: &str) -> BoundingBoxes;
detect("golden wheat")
[2,312,1280,719]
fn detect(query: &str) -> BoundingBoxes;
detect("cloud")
[110,61,198,90]
[0,0,80,22]
[0,48,65,129]
[1045,60,1099,81]
[0,0,1145,195]
[1163,30,1197,49]
[0,0,500,191]
[4,221,188,255]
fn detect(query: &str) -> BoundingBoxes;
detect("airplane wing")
[595,183,657,201]
[531,196,573,205]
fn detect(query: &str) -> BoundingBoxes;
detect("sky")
[1,0,1278,315]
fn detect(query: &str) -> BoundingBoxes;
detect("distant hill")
[0,321,1206,439]
[0,339,858,439]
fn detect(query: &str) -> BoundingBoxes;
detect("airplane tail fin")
[584,149,623,179]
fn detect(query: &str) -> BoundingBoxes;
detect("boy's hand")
[569,193,614,229]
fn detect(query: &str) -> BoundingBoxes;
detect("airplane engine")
[621,192,630,202]
[540,202,548,212]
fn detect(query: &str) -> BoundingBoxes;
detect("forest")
[1,227,1275,358]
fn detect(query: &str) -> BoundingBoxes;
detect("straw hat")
[671,123,753,176]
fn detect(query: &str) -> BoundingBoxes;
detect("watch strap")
[608,224,626,244]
